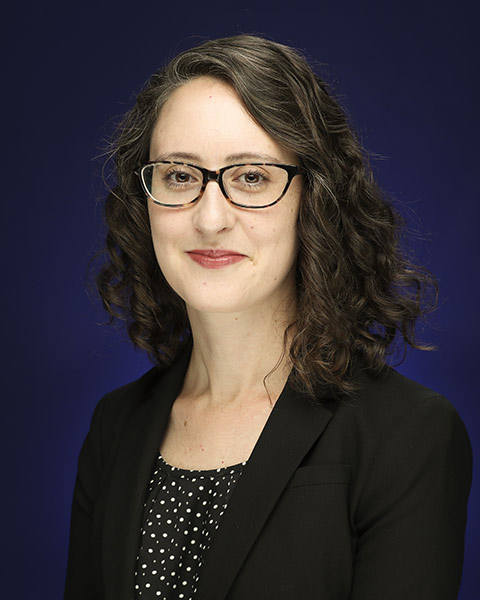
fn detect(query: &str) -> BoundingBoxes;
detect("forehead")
[149,76,297,166]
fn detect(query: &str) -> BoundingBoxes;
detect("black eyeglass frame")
[134,161,303,209]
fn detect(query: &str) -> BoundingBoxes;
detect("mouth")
[187,249,247,269]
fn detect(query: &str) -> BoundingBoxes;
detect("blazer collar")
[100,345,335,600]
[195,382,335,600]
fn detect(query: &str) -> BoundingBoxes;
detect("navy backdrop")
[4,1,478,598]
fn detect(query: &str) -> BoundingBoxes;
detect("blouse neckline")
[157,453,247,479]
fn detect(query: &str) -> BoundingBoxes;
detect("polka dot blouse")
[134,454,246,599]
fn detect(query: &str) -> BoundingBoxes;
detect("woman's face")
[147,76,302,317]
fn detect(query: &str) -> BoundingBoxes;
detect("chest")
[159,395,274,470]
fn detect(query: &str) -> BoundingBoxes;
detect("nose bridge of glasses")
[202,167,229,200]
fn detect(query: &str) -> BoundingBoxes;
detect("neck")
[182,300,295,407]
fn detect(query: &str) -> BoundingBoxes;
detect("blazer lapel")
[100,347,191,600]
[195,383,335,600]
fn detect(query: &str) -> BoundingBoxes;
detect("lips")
[187,249,246,269]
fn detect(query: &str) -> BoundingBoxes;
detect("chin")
[181,290,254,316]
[186,300,250,316]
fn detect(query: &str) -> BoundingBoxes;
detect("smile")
[187,249,246,269]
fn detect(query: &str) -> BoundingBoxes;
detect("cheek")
[277,210,300,272]
[260,219,299,277]
[272,205,299,247]
[148,207,182,248]
[148,210,183,271]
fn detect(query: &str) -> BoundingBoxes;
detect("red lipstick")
[187,249,246,269]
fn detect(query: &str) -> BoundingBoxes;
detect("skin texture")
[148,76,302,318]
[147,77,304,469]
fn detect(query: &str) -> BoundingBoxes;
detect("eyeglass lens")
[142,163,290,207]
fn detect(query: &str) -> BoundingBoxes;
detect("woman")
[65,35,472,599]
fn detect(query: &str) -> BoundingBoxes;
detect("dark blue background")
[4,1,478,597]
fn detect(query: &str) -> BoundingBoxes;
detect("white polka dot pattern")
[134,454,246,599]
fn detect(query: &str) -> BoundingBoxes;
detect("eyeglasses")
[135,161,302,209]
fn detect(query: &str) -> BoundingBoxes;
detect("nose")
[192,179,235,235]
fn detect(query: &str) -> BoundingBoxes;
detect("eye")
[162,166,201,189]
[241,171,263,184]
[231,167,269,188]
[167,170,194,184]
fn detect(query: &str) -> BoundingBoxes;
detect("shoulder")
[315,365,472,485]
[324,365,473,500]
[97,366,163,425]
[92,342,193,441]
[341,364,468,442]
[81,366,164,465]
[86,343,192,457]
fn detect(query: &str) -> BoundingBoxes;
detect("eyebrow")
[150,151,284,164]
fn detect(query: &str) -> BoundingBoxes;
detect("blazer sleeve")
[64,395,108,599]
[350,394,472,600]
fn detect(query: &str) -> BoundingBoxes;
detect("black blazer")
[65,347,472,599]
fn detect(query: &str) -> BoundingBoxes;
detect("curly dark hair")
[97,34,436,395]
